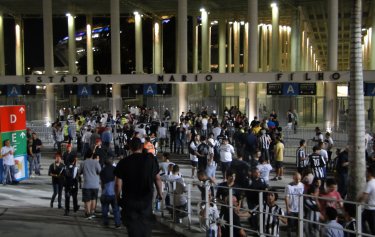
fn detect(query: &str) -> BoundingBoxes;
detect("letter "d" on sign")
[10,114,17,123]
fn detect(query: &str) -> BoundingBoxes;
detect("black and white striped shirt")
[263,203,284,237]
[308,152,326,179]
[296,147,306,168]
[259,134,271,150]
[304,197,320,234]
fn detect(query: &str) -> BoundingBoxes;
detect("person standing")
[272,137,285,181]
[63,154,80,216]
[114,137,163,237]
[100,158,121,228]
[219,137,235,182]
[48,153,65,208]
[79,151,101,219]
[32,132,42,175]
[285,172,304,237]
[307,146,327,189]
[2,139,17,185]
[296,139,307,175]
[358,165,375,235]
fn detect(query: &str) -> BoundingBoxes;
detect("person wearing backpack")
[188,135,200,178]
[63,153,80,216]
[48,153,65,209]
[197,136,210,172]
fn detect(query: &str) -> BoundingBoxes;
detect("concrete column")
[290,9,301,71]
[227,23,232,72]
[370,2,375,69]
[43,0,55,122]
[67,14,76,74]
[15,17,24,76]
[325,0,338,130]
[243,22,249,72]
[134,12,143,73]
[192,16,198,73]
[153,20,163,74]
[86,15,94,75]
[201,9,210,72]
[111,0,122,115]
[0,14,4,76]
[178,0,188,73]
[177,0,188,117]
[248,0,258,120]
[233,22,240,73]
[218,19,226,73]
[271,3,279,71]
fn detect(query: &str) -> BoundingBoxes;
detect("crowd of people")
[6,104,373,237]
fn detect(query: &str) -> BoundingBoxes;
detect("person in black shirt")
[48,153,65,209]
[336,147,349,198]
[169,122,177,153]
[114,138,163,237]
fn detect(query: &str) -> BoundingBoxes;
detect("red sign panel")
[0,105,26,132]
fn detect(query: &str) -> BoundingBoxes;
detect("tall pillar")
[271,3,279,71]
[43,0,55,122]
[371,2,375,69]
[86,15,94,75]
[0,14,4,76]
[201,9,210,72]
[227,23,232,72]
[153,20,163,74]
[218,19,226,73]
[15,17,24,76]
[243,22,249,72]
[67,14,76,74]
[192,16,198,73]
[134,12,143,73]
[248,0,258,120]
[111,0,122,115]
[290,9,301,71]
[233,22,240,73]
[325,0,338,130]
[177,0,188,118]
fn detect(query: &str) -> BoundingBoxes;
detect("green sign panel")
[1,130,27,156]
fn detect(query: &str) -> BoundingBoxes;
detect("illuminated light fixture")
[66,13,71,17]
[270,2,277,8]
[200,8,206,12]
[134,11,139,16]
[228,21,233,25]
[240,21,245,25]
[211,20,218,25]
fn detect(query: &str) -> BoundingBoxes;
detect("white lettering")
[10,114,17,123]
[146,86,154,94]
[11,133,17,143]
[287,85,295,94]
[81,87,88,95]
[10,87,18,95]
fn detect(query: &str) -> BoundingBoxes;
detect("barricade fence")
[159,179,374,237]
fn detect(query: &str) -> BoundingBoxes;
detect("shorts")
[190,160,198,168]
[82,188,99,202]
[275,161,283,169]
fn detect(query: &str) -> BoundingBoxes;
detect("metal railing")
[158,179,374,237]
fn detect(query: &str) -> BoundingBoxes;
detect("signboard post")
[0,105,27,183]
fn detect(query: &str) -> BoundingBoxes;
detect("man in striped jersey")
[296,139,307,175]
[262,191,287,237]
[258,129,272,162]
[307,146,327,188]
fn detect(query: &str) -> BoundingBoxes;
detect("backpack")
[197,143,209,171]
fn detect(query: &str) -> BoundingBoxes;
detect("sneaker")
[115,225,122,229]
[90,214,96,219]
[278,177,282,180]
[73,205,80,212]
[271,177,278,181]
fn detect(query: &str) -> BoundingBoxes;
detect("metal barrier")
[158,179,374,237]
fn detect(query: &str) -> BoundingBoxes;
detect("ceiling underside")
[0,0,373,70]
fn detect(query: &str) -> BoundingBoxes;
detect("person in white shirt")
[2,139,16,185]
[134,124,147,143]
[201,115,208,137]
[257,158,273,185]
[212,123,221,141]
[157,123,168,152]
[219,138,235,181]
[285,172,304,237]
[359,165,375,235]
[189,135,200,178]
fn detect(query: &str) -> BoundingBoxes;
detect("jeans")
[34,153,41,175]
[51,182,63,207]
[123,200,153,237]
[101,195,121,226]
[2,164,16,184]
